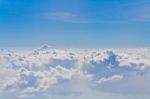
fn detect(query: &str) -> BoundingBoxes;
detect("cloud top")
[0,47,150,98]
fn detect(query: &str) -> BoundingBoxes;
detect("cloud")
[97,74,123,84]
[0,46,150,98]
[45,4,150,24]
[46,12,93,24]
[48,12,77,21]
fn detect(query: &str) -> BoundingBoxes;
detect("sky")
[0,0,150,48]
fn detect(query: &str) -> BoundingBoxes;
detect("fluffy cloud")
[97,74,123,84]
[0,46,150,98]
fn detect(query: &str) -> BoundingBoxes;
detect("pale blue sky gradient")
[0,0,150,48]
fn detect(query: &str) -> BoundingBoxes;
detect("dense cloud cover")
[0,45,150,99]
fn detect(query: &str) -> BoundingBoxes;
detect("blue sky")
[0,0,150,48]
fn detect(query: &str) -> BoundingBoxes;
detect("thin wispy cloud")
[45,9,150,24]
[43,1,150,24]
[46,12,94,24]
[132,6,150,22]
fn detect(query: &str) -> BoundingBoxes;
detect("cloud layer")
[0,45,150,99]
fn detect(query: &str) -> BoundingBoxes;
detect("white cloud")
[97,75,123,84]
[0,46,150,98]
[46,12,93,24]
